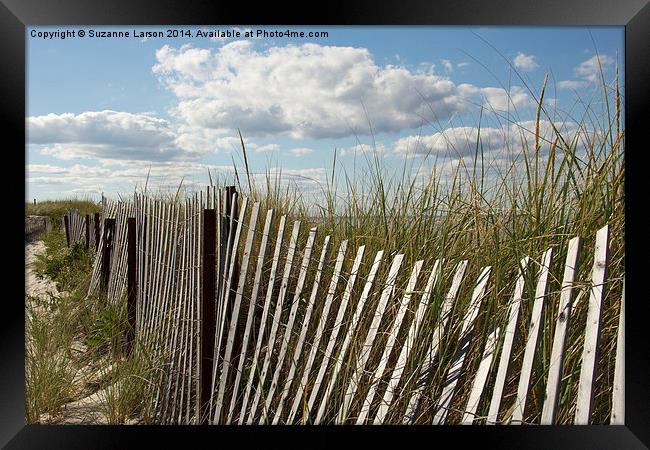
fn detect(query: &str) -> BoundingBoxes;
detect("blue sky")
[26,26,624,201]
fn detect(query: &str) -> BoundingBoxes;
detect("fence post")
[126,217,137,354]
[199,208,217,424]
[63,213,70,247]
[84,214,91,250]
[101,218,116,292]
[94,213,101,252]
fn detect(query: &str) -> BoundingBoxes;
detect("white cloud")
[27,110,193,161]
[152,41,530,140]
[288,147,314,157]
[27,164,68,174]
[441,59,454,72]
[513,52,539,71]
[251,143,280,153]
[574,54,615,82]
[557,80,588,90]
[394,120,581,157]
[339,142,387,157]
[459,85,531,111]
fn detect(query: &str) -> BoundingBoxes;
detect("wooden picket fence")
[82,186,624,425]
[63,208,101,251]
[25,215,50,241]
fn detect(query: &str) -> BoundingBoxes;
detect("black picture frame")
[4,0,648,447]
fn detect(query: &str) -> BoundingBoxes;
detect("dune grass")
[215,65,624,424]
[26,198,101,231]
[26,223,161,424]
[26,56,623,425]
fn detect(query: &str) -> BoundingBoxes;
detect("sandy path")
[25,240,112,425]
[25,240,60,300]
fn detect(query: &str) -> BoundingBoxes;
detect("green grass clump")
[26,198,101,231]
[26,219,161,424]
[32,229,94,292]
[25,294,77,423]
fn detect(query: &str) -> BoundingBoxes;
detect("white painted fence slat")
[238,215,287,423]
[211,196,248,416]
[486,256,529,424]
[575,225,610,425]
[356,259,424,424]
[432,266,492,425]
[260,227,318,423]
[226,209,275,424]
[213,202,260,423]
[333,253,404,424]
[248,220,301,422]
[610,277,624,425]
[287,240,348,424]
[462,327,500,424]
[403,260,469,424]
[308,245,366,423]
[272,235,332,424]
[511,248,554,425]
[541,236,582,424]
[310,250,385,423]
[374,259,442,424]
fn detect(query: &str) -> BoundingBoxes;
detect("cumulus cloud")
[513,52,539,71]
[556,54,615,91]
[252,143,280,153]
[458,84,532,111]
[557,80,588,90]
[394,120,581,157]
[339,142,387,157]
[27,110,193,161]
[574,54,615,82]
[152,41,531,141]
[288,147,314,157]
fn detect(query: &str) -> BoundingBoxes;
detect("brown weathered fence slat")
[94,212,101,251]
[511,248,554,425]
[287,240,348,424]
[85,214,90,250]
[126,217,137,354]
[64,214,71,247]
[101,218,116,291]
[574,225,610,425]
[199,207,217,424]
[541,236,582,424]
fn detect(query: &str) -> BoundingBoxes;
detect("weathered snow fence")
[82,189,621,426]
